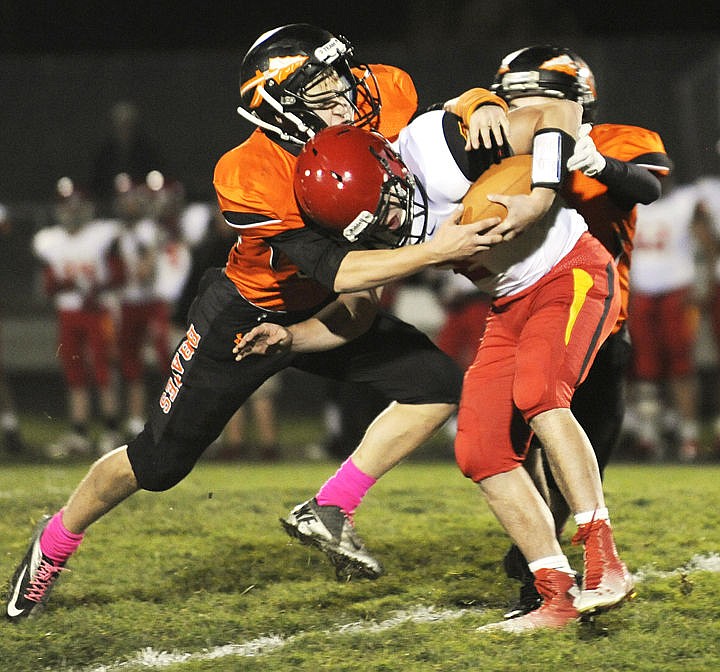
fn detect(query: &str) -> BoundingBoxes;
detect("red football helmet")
[294,125,426,248]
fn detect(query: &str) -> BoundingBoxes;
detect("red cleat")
[572,518,635,614]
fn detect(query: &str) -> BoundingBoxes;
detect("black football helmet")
[238,24,381,145]
[491,45,597,122]
[294,125,427,248]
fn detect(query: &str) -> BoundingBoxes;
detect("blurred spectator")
[692,171,720,455]
[32,178,124,457]
[625,178,702,461]
[114,172,182,437]
[213,377,282,461]
[0,203,29,456]
[90,101,165,216]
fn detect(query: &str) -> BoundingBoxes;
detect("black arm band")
[595,156,662,207]
[531,129,575,190]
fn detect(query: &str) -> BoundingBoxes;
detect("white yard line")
[79,553,720,672]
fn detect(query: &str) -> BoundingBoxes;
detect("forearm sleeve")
[595,156,662,206]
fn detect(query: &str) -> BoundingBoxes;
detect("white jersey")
[394,110,587,297]
[119,217,162,304]
[694,175,720,280]
[32,219,121,311]
[154,238,192,303]
[180,201,215,248]
[630,183,699,295]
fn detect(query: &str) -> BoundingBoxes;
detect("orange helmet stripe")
[540,55,579,77]
[240,55,310,109]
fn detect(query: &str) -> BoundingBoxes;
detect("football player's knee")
[127,431,195,492]
[454,411,508,481]
[455,441,485,481]
[455,437,517,481]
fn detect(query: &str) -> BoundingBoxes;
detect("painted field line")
[79,553,719,672]
[80,606,471,671]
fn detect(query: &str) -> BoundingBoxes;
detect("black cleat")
[6,516,66,620]
[281,498,383,580]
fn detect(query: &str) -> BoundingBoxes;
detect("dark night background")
[1,3,717,54]
[0,2,718,412]
[1,2,718,201]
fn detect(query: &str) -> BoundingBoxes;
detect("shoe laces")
[572,519,611,591]
[533,569,574,603]
[25,558,66,603]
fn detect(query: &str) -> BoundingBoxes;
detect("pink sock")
[316,457,377,517]
[40,509,85,564]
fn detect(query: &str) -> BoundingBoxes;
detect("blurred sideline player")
[238,93,634,631]
[32,178,124,457]
[6,24,507,620]
[434,273,491,373]
[115,170,192,438]
[433,272,491,443]
[627,178,702,463]
[475,45,672,617]
[690,172,720,455]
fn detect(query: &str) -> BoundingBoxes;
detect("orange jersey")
[561,123,670,332]
[213,64,418,313]
[364,64,418,141]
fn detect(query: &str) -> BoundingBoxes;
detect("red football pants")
[455,233,620,482]
[57,308,116,387]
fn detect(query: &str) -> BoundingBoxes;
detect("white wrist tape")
[532,129,563,188]
[532,129,574,189]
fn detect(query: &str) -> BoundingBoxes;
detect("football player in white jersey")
[236,96,635,631]
[32,178,124,457]
[628,179,702,462]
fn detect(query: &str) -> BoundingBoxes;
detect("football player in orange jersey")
[478,45,673,618]
[6,24,510,620]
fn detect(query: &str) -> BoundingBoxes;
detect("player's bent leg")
[63,446,139,531]
[281,498,383,580]
[6,447,138,621]
[351,401,455,478]
[529,408,605,517]
[282,402,455,580]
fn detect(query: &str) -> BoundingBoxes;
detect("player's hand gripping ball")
[461,154,532,223]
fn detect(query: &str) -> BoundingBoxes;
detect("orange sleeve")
[364,64,419,141]
[448,88,509,127]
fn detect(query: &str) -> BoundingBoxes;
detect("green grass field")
[1,420,719,671]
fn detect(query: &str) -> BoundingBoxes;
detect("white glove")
[567,123,606,177]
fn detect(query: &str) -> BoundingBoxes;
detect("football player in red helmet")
[293,125,426,249]
[474,44,672,619]
[6,24,511,621]
[239,91,637,631]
